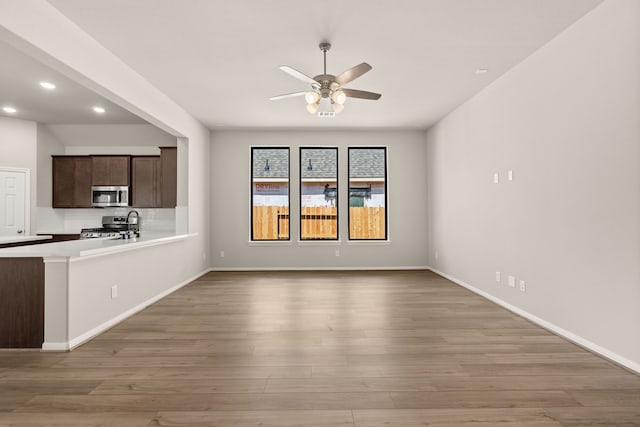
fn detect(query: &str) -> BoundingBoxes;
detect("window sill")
[248,240,293,246]
[347,240,391,245]
[297,240,341,246]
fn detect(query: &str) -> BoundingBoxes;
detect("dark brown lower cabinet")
[0,258,45,348]
[47,234,81,242]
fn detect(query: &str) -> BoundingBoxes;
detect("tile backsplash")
[37,207,176,234]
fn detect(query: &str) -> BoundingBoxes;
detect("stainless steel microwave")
[91,186,130,207]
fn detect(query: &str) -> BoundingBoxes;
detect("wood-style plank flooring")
[1,270,639,426]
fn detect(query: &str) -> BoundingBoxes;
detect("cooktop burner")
[79,228,122,239]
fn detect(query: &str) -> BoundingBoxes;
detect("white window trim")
[297,240,342,246]
[248,240,293,246]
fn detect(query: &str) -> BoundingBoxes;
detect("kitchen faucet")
[126,209,140,230]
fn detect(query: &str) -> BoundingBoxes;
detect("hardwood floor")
[1,270,639,426]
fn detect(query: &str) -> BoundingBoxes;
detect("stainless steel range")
[80,212,141,239]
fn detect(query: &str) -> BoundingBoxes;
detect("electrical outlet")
[495,271,501,282]
[220,250,225,258]
[519,280,526,292]
[111,285,118,299]
[335,249,340,257]
[508,276,516,288]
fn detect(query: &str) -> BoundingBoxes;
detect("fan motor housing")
[314,74,337,98]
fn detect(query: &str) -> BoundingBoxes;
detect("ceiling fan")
[270,42,381,117]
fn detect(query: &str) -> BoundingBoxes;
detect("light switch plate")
[495,271,501,282]
[493,173,499,184]
[519,280,526,292]
[508,170,513,181]
[508,276,516,287]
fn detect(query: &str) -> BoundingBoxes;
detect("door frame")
[0,167,31,236]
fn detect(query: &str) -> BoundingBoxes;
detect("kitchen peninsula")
[0,232,194,350]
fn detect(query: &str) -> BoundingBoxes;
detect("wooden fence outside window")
[252,206,385,240]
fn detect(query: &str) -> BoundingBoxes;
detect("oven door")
[91,186,129,207]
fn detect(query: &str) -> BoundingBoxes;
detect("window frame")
[250,146,290,241]
[347,146,388,241]
[299,146,339,241]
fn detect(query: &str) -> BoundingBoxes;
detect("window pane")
[252,147,289,240]
[300,147,338,240]
[348,147,387,240]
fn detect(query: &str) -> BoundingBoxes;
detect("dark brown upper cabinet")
[160,147,177,208]
[131,156,162,208]
[52,156,92,208]
[131,148,177,208]
[91,156,130,186]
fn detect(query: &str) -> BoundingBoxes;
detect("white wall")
[211,130,428,270]
[36,123,64,207]
[65,237,196,348]
[0,116,38,232]
[426,0,640,370]
[46,123,176,149]
[36,123,66,231]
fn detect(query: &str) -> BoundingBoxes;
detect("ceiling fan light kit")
[270,42,381,118]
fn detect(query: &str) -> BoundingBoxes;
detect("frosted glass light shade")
[305,91,320,104]
[331,89,346,105]
[306,102,319,114]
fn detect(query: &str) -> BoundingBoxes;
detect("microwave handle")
[119,190,124,202]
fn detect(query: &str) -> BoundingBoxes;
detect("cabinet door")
[52,157,75,208]
[160,147,177,208]
[132,156,161,207]
[91,156,110,186]
[0,258,44,348]
[74,157,93,207]
[91,156,130,186]
[109,156,131,186]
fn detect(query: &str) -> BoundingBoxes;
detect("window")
[300,147,338,240]
[251,147,289,240]
[348,147,387,240]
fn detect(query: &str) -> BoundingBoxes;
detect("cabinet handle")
[17,229,24,234]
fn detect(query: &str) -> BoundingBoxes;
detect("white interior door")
[0,169,27,237]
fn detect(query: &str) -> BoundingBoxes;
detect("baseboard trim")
[428,267,640,375]
[41,342,70,351]
[209,266,430,272]
[42,269,209,352]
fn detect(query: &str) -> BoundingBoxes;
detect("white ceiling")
[0,40,145,125]
[8,1,603,130]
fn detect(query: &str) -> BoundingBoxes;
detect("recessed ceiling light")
[93,106,106,114]
[40,81,56,90]
[475,68,489,75]
[2,106,17,114]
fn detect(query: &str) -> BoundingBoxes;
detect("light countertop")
[0,235,52,245]
[0,232,192,259]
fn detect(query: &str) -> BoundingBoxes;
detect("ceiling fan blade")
[279,65,319,87]
[335,62,372,86]
[342,88,382,100]
[269,91,308,101]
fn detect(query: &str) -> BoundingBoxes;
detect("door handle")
[17,229,24,234]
